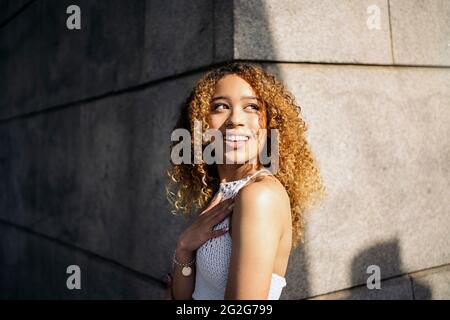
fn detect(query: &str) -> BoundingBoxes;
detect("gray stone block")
[411,265,450,299]
[143,0,216,79]
[214,0,234,62]
[0,0,32,26]
[279,243,310,299]
[0,0,220,120]
[0,0,45,120]
[0,0,146,119]
[310,275,413,300]
[263,63,450,298]
[390,0,450,66]
[234,0,392,64]
[0,73,203,284]
[0,223,165,299]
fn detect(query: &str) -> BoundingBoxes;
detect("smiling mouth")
[223,134,250,149]
[224,134,250,142]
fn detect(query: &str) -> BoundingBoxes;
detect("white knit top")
[191,168,287,300]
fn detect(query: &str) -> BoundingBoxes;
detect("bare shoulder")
[237,174,290,207]
[234,174,291,230]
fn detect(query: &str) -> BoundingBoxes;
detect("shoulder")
[237,174,290,208]
[234,174,291,233]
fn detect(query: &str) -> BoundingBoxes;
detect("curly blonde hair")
[166,62,325,249]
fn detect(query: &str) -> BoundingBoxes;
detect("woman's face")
[207,74,266,165]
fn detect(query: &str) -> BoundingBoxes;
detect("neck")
[216,164,261,183]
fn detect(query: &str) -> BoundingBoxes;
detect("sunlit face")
[207,74,266,165]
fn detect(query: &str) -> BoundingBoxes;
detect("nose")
[226,106,245,128]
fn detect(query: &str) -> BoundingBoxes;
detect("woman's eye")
[212,103,228,111]
[246,104,259,111]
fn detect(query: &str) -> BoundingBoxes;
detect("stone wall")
[1,0,449,299]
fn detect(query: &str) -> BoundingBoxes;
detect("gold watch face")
[181,266,192,276]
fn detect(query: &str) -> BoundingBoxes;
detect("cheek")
[252,112,267,132]
[254,113,268,147]
[206,115,220,129]
[258,108,268,129]
[208,113,231,130]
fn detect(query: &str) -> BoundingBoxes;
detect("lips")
[224,134,250,142]
[223,132,252,149]
[224,140,247,149]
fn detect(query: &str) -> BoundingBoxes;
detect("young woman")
[165,63,324,300]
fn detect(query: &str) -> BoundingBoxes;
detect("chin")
[223,151,258,165]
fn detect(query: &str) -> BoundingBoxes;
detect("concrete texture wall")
[1,0,449,299]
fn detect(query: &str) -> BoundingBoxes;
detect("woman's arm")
[224,179,290,299]
[170,198,235,300]
[171,244,196,300]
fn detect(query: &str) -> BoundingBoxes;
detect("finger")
[208,202,234,223]
[209,227,230,239]
[200,192,223,214]
[208,198,234,216]
[201,197,233,217]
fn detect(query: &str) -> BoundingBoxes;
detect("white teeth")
[225,135,249,142]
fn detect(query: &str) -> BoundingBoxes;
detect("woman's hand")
[176,197,234,254]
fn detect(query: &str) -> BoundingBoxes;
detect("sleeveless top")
[191,168,287,300]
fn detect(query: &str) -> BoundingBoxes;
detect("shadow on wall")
[345,238,431,299]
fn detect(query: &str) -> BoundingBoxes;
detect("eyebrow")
[211,95,259,101]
